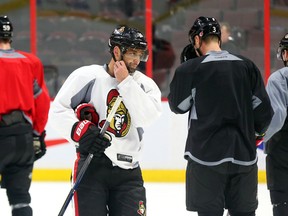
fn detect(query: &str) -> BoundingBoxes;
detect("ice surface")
[0,182,272,216]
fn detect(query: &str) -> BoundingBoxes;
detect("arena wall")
[33,101,267,182]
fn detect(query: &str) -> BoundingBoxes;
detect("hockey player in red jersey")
[0,15,50,216]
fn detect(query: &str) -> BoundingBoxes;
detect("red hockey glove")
[71,120,111,156]
[33,130,47,161]
[75,103,99,125]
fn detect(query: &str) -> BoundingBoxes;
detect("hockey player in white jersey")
[49,25,162,216]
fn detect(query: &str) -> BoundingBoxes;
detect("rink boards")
[33,101,267,182]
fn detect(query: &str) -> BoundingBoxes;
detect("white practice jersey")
[49,64,162,169]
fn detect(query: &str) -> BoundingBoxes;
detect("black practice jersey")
[168,50,273,166]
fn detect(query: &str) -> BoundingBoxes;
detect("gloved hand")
[71,120,111,156]
[180,43,198,63]
[33,130,47,161]
[255,132,265,147]
[75,103,99,125]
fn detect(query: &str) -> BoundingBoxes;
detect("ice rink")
[0,182,272,216]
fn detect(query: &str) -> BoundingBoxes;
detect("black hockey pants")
[0,111,34,216]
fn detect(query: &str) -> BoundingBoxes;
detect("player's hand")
[180,44,198,63]
[33,130,47,161]
[114,60,129,82]
[75,103,99,125]
[71,121,111,156]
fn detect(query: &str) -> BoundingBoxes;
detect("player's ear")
[284,50,288,61]
[113,46,121,61]
[194,35,200,47]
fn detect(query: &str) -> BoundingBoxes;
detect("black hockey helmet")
[108,25,149,62]
[277,33,288,62]
[188,16,221,46]
[0,15,13,40]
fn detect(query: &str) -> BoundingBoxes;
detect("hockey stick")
[58,96,123,216]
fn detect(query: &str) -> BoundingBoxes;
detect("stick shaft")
[100,96,122,135]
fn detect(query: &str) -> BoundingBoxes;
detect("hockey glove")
[33,130,47,161]
[180,43,198,63]
[71,120,111,156]
[75,103,99,125]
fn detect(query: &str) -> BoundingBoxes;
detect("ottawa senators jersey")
[0,49,50,134]
[49,64,162,169]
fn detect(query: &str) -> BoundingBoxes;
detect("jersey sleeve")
[32,56,50,135]
[168,62,194,114]
[48,68,95,144]
[264,72,288,141]
[251,63,274,135]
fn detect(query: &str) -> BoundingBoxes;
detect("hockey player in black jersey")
[264,33,288,216]
[168,16,273,216]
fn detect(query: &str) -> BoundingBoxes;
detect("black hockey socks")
[12,205,32,216]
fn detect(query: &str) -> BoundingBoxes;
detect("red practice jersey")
[0,49,50,134]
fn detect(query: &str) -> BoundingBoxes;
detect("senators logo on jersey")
[137,200,146,216]
[99,89,131,137]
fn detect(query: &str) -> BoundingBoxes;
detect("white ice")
[0,182,272,216]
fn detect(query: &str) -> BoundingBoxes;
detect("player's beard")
[124,61,137,74]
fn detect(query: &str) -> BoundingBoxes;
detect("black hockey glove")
[75,103,99,125]
[71,120,111,156]
[33,130,47,161]
[180,43,198,63]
